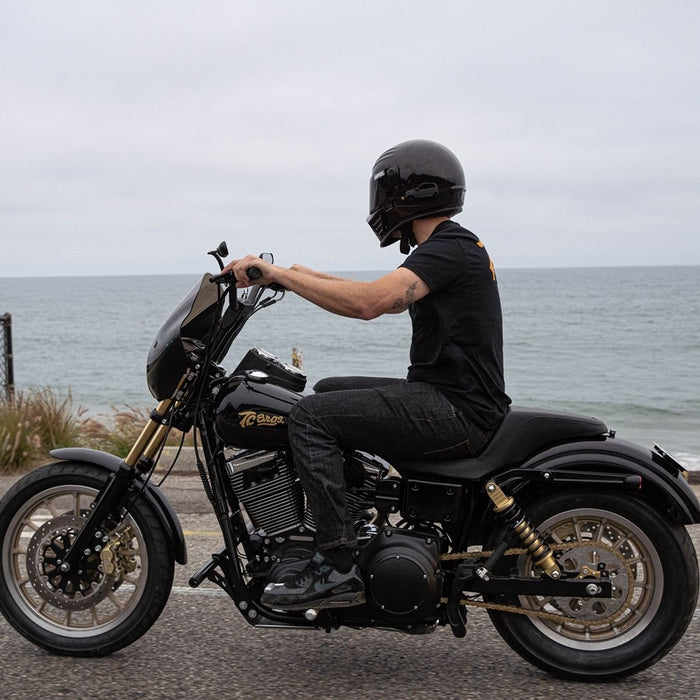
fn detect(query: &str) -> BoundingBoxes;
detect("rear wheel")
[485,491,699,680]
[0,463,174,656]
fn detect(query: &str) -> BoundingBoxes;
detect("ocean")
[1,266,699,470]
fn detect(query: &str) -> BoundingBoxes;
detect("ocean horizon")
[2,261,697,280]
[2,265,699,469]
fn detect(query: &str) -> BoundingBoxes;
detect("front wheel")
[485,491,699,680]
[0,463,174,656]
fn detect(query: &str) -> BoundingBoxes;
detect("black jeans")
[288,377,489,549]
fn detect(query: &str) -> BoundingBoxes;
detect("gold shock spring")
[485,481,561,579]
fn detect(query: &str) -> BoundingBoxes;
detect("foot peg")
[189,547,226,588]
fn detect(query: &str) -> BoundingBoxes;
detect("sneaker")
[261,550,365,610]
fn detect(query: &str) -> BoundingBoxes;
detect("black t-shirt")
[400,220,510,431]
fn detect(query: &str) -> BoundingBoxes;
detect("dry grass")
[0,390,192,473]
[0,389,82,473]
[80,406,193,458]
[79,406,152,458]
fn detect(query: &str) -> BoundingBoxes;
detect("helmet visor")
[367,169,400,241]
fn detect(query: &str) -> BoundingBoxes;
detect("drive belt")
[440,541,636,626]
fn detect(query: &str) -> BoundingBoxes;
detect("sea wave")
[675,452,700,472]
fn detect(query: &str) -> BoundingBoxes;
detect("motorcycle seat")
[391,405,608,480]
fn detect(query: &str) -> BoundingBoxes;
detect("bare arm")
[287,263,352,282]
[226,255,429,320]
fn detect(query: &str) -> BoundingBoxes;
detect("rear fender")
[494,436,700,525]
[49,448,187,564]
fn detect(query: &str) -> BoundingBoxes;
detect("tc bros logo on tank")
[237,410,287,429]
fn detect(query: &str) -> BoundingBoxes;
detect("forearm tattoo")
[391,281,419,311]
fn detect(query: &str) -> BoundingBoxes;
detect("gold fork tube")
[124,373,191,469]
[124,397,174,469]
[141,422,174,463]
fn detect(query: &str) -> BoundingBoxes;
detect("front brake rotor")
[25,514,116,611]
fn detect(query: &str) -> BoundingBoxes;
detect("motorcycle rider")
[227,139,510,610]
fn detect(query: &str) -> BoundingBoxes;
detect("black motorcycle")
[1,242,698,681]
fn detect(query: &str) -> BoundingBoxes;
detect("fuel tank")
[214,371,304,448]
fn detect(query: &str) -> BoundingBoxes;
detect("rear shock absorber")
[485,481,561,579]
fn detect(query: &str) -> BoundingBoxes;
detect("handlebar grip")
[209,271,234,284]
[209,266,263,285]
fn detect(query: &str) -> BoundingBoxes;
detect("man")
[227,139,510,610]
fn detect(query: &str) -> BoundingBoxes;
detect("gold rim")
[3,484,148,637]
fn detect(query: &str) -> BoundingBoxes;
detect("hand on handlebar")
[212,254,274,288]
[209,266,261,285]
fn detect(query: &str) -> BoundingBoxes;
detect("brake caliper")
[100,526,137,579]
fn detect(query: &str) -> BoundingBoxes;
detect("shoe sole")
[264,591,366,612]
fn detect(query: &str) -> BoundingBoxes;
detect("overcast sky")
[2,1,699,277]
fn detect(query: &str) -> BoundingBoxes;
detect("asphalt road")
[1,473,699,700]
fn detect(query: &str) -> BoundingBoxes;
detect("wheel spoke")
[593,517,607,543]
[536,595,555,609]
[19,517,40,533]
[623,554,643,566]
[90,605,102,627]
[107,590,126,611]
[44,497,61,518]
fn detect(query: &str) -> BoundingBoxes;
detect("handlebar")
[209,266,262,285]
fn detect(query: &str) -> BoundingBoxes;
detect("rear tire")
[0,463,174,656]
[485,491,699,680]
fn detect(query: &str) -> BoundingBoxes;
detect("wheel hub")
[26,514,114,610]
[550,544,628,620]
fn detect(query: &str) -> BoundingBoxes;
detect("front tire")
[0,463,174,656]
[485,491,699,680]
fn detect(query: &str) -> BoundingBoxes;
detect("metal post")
[1,313,14,402]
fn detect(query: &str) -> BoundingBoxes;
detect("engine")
[226,450,306,536]
[226,448,443,628]
[225,448,385,536]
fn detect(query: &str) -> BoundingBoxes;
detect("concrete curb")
[156,446,200,474]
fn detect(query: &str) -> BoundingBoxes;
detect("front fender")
[496,437,700,525]
[49,448,187,564]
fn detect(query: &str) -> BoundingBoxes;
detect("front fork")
[59,393,181,574]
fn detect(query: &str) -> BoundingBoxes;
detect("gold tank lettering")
[238,410,286,429]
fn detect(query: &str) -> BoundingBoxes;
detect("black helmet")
[366,139,466,249]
